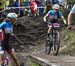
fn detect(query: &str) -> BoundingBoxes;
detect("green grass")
[27,57,39,66]
[59,30,75,56]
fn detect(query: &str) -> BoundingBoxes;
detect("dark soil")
[10,15,47,53]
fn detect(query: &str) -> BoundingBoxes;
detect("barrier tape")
[0,6,45,13]
[7,6,45,9]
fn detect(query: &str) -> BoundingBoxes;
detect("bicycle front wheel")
[52,31,60,56]
[45,33,52,54]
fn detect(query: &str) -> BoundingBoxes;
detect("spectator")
[20,3,25,17]
[35,0,40,6]
[41,0,46,7]
[23,0,29,6]
[35,0,45,15]
[45,1,51,13]
[11,0,20,14]
[51,0,58,5]
[0,0,5,22]
[0,0,5,10]
[30,0,38,16]
[58,0,65,7]
[23,0,30,16]
[5,0,10,7]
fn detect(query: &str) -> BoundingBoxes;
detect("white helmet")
[52,4,60,9]
[7,13,18,19]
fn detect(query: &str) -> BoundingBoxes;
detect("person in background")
[20,2,25,17]
[5,0,10,7]
[0,0,5,10]
[0,0,6,22]
[23,0,29,6]
[41,0,46,7]
[35,0,41,15]
[23,0,30,16]
[58,0,65,7]
[45,1,51,13]
[30,0,38,16]
[11,0,20,14]
[51,0,58,5]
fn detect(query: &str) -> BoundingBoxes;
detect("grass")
[59,30,75,56]
[27,57,39,66]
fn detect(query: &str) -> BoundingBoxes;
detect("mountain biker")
[43,4,66,40]
[67,5,75,30]
[0,13,23,66]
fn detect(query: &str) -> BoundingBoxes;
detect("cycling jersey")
[0,21,13,54]
[0,21,13,33]
[70,5,75,14]
[47,10,63,19]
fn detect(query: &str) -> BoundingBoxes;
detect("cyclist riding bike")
[67,5,75,30]
[0,13,23,66]
[43,4,66,40]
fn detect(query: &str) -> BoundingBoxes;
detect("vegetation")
[27,58,39,66]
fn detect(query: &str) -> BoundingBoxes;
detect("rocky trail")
[8,15,75,66]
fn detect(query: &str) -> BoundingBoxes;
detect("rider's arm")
[43,11,50,22]
[59,11,66,24]
[67,13,73,25]
[0,22,6,29]
[67,5,75,25]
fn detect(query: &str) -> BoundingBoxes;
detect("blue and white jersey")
[47,10,63,19]
[70,5,75,14]
[0,21,13,33]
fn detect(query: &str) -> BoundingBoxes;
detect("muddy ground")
[9,15,47,53]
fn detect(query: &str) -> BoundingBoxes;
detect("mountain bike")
[0,29,9,66]
[45,22,60,56]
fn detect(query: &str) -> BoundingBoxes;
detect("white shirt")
[70,5,75,14]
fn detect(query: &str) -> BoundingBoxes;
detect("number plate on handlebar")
[53,23,60,28]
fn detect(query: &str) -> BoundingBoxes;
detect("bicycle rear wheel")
[45,33,52,54]
[52,31,60,56]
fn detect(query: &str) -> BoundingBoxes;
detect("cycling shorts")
[1,34,13,54]
[47,19,57,26]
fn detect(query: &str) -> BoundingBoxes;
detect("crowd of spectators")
[0,0,72,17]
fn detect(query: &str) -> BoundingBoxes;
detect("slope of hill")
[10,15,75,56]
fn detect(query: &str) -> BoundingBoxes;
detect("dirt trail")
[8,15,75,66]
[10,15,47,52]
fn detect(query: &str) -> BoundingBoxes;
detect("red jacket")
[30,1,37,14]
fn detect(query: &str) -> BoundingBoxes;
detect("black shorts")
[47,19,57,25]
[1,34,12,54]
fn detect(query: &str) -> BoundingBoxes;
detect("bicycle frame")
[45,22,60,55]
[51,23,60,55]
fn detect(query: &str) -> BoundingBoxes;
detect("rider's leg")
[2,41,20,66]
[0,54,4,64]
[47,25,52,40]
[8,50,20,66]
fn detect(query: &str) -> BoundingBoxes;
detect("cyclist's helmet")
[52,4,60,9]
[7,13,18,19]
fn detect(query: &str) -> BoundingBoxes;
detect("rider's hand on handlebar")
[67,25,73,30]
